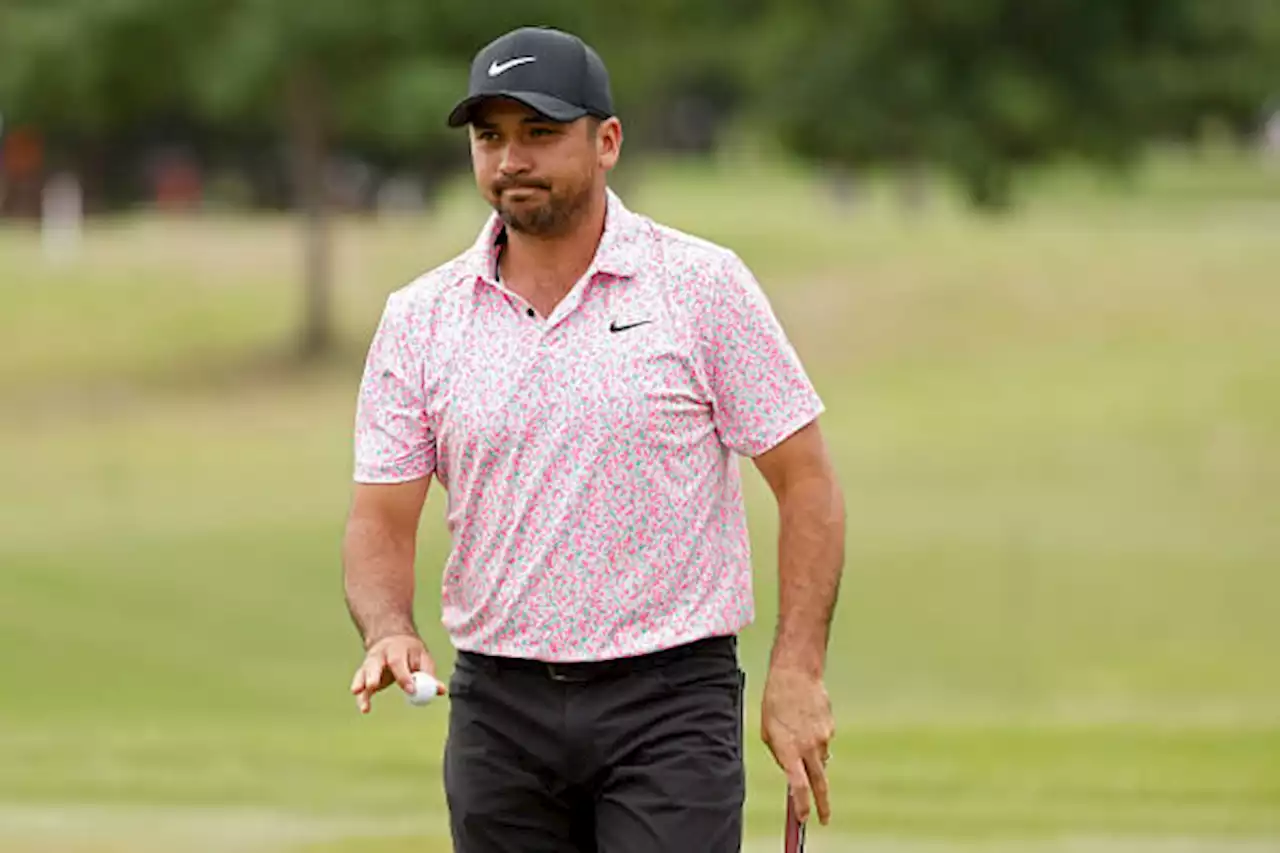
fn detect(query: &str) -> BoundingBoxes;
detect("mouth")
[498,178,549,190]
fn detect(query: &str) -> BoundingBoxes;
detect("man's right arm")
[347,288,441,712]
[343,477,436,713]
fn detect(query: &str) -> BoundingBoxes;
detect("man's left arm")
[755,421,845,674]
[692,249,846,827]
[753,420,846,827]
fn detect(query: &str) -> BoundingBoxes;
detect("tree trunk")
[962,157,1015,214]
[897,159,930,216]
[285,66,332,359]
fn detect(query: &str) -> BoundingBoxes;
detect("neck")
[501,189,608,300]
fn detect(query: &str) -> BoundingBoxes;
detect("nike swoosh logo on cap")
[488,56,537,76]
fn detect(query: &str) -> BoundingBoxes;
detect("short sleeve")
[352,292,436,483]
[695,252,825,457]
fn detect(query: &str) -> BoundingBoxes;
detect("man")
[343,25,845,853]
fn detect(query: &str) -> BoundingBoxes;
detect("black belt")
[457,635,736,683]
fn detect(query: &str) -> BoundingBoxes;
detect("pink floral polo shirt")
[353,188,824,662]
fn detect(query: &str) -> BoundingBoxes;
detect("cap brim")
[446,91,589,128]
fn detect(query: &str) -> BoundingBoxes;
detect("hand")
[349,633,444,714]
[761,665,835,826]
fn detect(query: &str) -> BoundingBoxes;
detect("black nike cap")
[446,26,615,128]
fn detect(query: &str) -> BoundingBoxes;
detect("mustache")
[494,177,551,193]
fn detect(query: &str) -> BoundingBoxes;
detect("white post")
[41,172,83,264]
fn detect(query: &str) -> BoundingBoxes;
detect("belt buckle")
[545,661,595,683]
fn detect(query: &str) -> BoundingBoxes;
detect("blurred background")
[2,1,1279,851]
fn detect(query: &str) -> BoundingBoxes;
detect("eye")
[529,126,558,138]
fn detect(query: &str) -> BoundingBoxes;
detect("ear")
[597,117,623,170]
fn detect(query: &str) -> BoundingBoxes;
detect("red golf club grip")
[784,788,806,852]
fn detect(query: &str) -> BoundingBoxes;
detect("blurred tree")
[7,0,1274,312]
[0,0,753,357]
[1145,0,1280,143]
[581,0,765,152]
[0,0,454,356]
[182,0,466,358]
[752,0,1280,211]
[0,0,193,131]
[0,1,594,357]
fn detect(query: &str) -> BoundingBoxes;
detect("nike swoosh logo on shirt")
[488,57,537,77]
[609,319,653,333]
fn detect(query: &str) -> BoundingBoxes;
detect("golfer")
[343,25,846,853]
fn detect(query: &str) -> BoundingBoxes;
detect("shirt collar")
[465,187,647,285]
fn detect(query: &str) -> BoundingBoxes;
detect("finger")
[785,758,812,824]
[354,672,377,714]
[351,657,375,700]
[422,654,448,695]
[409,647,449,696]
[351,646,385,694]
[354,649,389,713]
[804,752,832,825]
[406,644,424,674]
[360,652,387,692]
[387,645,416,694]
[353,668,374,713]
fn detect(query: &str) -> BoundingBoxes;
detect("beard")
[490,174,594,238]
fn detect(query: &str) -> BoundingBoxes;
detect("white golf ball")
[406,671,441,706]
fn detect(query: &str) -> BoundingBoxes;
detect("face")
[469,99,622,238]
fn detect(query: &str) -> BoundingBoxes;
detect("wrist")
[769,637,826,679]
[363,624,419,650]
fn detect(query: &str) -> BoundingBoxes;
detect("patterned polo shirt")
[352,188,824,661]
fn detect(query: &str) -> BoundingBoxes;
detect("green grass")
[2,149,1279,851]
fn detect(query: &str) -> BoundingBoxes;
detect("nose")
[498,139,532,176]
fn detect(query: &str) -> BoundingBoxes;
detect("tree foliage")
[1,0,1276,353]
[5,0,1274,209]
[756,0,1280,209]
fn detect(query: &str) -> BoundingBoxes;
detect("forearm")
[343,515,419,648]
[770,473,846,677]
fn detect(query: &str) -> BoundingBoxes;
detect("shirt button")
[527,308,536,318]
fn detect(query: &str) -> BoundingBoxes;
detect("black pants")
[443,635,746,853]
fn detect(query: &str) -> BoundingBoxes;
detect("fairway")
[2,151,1279,852]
